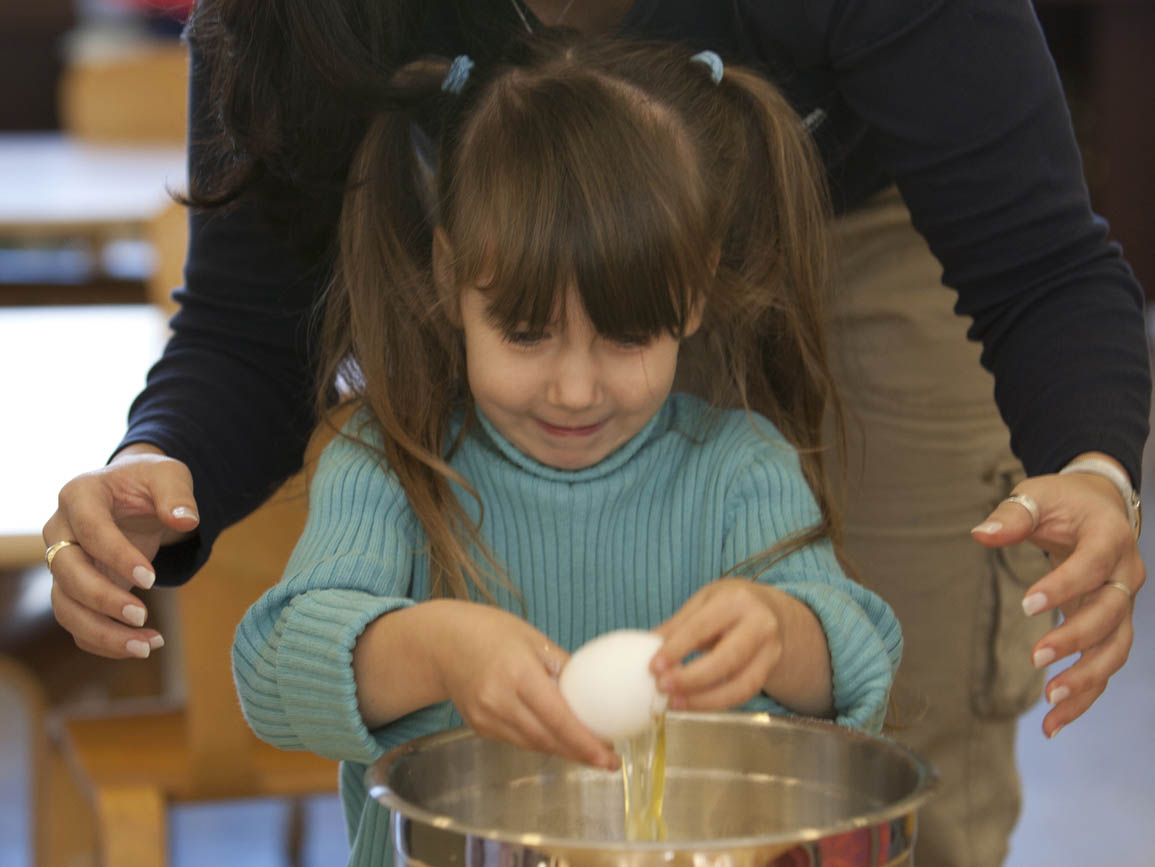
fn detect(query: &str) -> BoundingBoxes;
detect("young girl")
[232,36,901,861]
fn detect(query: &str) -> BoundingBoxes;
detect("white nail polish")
[1033,647,1056,668]
[1022,592,1048,616]
[971,521,1003,535]
[126,640,151,659]
[122,605,147,627]
[132,566,156,589]
[1048,685,1071,705]
[148,635,166,650]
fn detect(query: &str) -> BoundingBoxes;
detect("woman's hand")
[42,444,200,659]
[649,578,833,717]
[430,602,619,769]
[971,453,1146,737]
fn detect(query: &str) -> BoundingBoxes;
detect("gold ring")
[44,539,77,569]
[1102,580,1134,604]
[1002,492,1040,532]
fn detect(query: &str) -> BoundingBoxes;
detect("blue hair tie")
[442,55,474,95]
[690,50,724,85]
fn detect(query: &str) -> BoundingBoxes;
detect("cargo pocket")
[970,460,1057,719]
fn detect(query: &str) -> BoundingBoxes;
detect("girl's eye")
[612,333,654,349]
[505,330,547,346]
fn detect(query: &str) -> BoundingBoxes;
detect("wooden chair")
[50,448,341,867]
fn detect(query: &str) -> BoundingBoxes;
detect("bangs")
[443,69,714,340]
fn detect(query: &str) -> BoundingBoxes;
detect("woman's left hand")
[971,455,1146,738]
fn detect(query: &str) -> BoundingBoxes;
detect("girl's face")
[459,284,697,470]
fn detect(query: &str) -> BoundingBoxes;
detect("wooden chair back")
[178,469,311,795]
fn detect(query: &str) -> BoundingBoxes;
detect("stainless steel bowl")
[367,712,938,867]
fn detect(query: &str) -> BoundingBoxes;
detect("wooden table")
[0,304,168,568]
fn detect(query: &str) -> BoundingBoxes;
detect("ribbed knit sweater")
[232,393,902,865]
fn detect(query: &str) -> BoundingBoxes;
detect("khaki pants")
[828,188,1055,867]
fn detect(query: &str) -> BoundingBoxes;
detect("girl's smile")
[535,418,608,437]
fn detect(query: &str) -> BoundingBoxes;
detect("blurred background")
[0,1,1151,865]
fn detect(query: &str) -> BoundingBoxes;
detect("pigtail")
[316,59,510,604]
[700,64,849,572]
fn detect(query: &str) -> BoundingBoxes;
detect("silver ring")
[1002,492,1040,532]
[1102,580,1134,604]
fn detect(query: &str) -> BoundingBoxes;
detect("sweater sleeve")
[117,37,326,585]
[721,434,902,733]
[815,0,1150,482]
[231,426,449,765]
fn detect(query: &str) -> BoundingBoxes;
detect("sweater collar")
[471,400,674,482]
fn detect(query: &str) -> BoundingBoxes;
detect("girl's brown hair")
[318,35,846,601]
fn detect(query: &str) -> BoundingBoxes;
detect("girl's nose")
[547,349,601,410]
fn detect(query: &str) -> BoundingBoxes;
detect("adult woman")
[42,1,1148,864]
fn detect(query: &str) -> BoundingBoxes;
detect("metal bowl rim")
[365,711,940,851]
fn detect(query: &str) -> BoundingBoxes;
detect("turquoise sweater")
[232,394,902,864]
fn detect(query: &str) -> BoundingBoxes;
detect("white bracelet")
[1059,457,1142,538]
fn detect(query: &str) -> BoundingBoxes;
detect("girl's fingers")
[662,620,771,696]
[654,595,737,673]
[671,662,770,711]
[650,590,709,661]
[520,674,618,769]
[50,581,164,659]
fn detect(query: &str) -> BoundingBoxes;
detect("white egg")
[559,629,668,743]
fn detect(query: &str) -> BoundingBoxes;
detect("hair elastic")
[690,50,724,85]
[442,55,475,95]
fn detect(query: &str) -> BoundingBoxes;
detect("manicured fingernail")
[172,506,198,522]
[132,566,156,589]
[148,634,166,650]
[1048,724,1064,740]
[1033,647,1056,668]
[1022,592,1048,616]
[971,521,1002,535]
[122,604,147,627]
[1048,685,1070,705]
[126,640,151,658]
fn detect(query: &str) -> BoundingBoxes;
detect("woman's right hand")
[431,602,620,770]
[42,443,200,659]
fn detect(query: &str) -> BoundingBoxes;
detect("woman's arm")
[808,0,1150,478]
[121,38,327,585]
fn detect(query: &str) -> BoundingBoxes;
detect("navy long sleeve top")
[124,0,1150,584]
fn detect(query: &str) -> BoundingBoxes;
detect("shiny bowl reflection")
[366,711,937,866]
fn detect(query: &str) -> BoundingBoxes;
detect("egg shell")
[559,629,668,743]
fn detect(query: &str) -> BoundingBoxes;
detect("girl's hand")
[971,456,1146,737]
[41,444,200,658]
[650,578,833,717]
[431,603,619,770]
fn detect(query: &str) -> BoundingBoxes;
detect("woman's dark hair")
[182,0,522,256]
[319,35,846,601]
